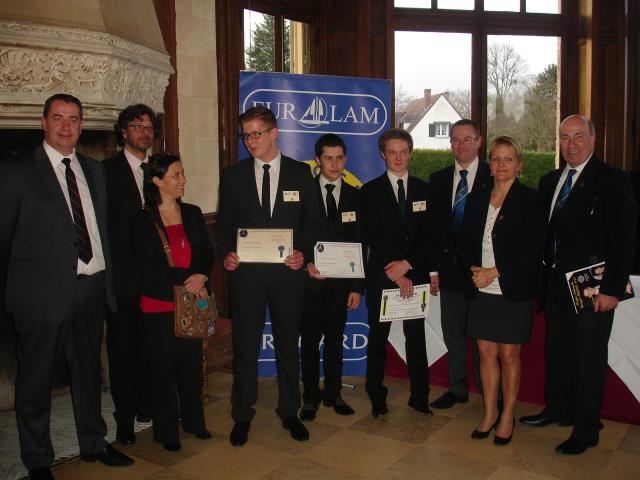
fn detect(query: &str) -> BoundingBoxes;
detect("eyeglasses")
[240,128,274,141]
[450,136,478,146]
[127,123,155,133]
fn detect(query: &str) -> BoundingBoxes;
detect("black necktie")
[325,183,338,222]
[262,164,271,220]
[62,158,93,264]
[397,178,406,221]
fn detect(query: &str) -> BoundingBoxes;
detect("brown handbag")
[154,223,217,338]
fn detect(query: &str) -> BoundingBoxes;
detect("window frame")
[393,0,578,159]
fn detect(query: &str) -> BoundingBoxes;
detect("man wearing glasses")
[104,104,159,445]
[428,119,491,410]
[217,106,320,446]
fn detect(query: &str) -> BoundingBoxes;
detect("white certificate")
[313,241,365,278]
[379,284,430,322]
[236,228,293,263]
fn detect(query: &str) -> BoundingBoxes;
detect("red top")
[141,224,192,313]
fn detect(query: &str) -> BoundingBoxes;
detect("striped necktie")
[62,158,93,264]
[452,170,468,237]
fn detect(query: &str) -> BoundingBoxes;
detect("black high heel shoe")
[494,418,515,446]
[471,417,500,440]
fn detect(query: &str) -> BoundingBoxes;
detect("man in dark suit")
[217,106,320,446]
[361,128,432,418]
[428,119,491,410]
[520,115,637,454]
[300,134,363,421]
[0,94,133,480]
[104,104,158,445]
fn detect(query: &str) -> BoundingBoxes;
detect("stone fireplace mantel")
[0,18,174,129]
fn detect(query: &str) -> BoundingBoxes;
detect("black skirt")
[467,291,534,344]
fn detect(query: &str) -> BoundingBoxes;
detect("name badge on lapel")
[412,200,427,212]
[341,211,356,223]
[283,191,300,202]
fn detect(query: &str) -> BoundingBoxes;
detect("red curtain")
[384,310,640,424]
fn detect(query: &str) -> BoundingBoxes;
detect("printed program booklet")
[565,261,634,314]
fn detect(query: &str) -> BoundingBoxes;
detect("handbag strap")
[154,223,175,267]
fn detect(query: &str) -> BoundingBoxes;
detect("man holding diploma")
[216,106,320,446]
[300,134,364,421]
[361,128,432,418]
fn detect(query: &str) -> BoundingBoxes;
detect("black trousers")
[143,311,205,444]
[15,272,107,470]
[543,273,613,443]
[365,288,429,407]
[300,281,350,405]
[106,296,152,427]
[229,264,305,422]
[439,289,482,397]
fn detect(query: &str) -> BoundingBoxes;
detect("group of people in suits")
[1,95,636,480]
[429,116,637,453]
[218,107,636,457]
[0,95,216,480]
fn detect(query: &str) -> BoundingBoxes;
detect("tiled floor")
[7,373,640,479]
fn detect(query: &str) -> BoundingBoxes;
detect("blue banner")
[238,71,392,376]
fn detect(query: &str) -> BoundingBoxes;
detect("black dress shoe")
[408,400,433,416]
[555,436,597,455]
[371,404,389,418]
[300,402,318,421]
[229,421,251,447]
[29,467,54,480]
[282,416,309,441]
[80,444,134,467]
[136,413,152,423]
[471,417,499,440]
[332,397,355,416]
[494,419,515,446]
[194,430,212,439]
[115,426,136,446]
[519,412,571,427]
[430,391,469,409]
[163,442,182,451]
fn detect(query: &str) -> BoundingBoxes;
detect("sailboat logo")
[298,96,330,128]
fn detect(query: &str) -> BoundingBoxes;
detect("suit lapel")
[118,151,144,207]
[34,146,74,224]
[560,157,598,218]
[246,158,263,219]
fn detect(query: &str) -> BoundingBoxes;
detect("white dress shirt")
[387,170,409,201]
[43,141,105,275]
[319,174,342,214]
[479,203,502,295]
[123,147,148,203]
[254,153,281,215]
[549,154,592,219]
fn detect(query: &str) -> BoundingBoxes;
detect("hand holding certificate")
[379,284,429,322]
[236,228,293,263]
[313,241,364,278]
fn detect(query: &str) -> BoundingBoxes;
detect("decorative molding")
[0,20,174,129]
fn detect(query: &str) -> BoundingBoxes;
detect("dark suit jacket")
[361,173,431,291]
[216,155,320,262]
[457,178,545,301]
[0,145,116,322]
[428,161,491,291]
[130,203,214,301]
[104,150,145,299]
[632,168,640,274]
[308,177,364,294]
[539,155,637,307]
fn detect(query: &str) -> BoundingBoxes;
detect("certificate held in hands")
[236,228,293,263]
[379,284,429,322]
[313,241,365,278]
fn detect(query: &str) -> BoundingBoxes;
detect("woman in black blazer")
[130,153,214,451]
[458,136,544,446]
